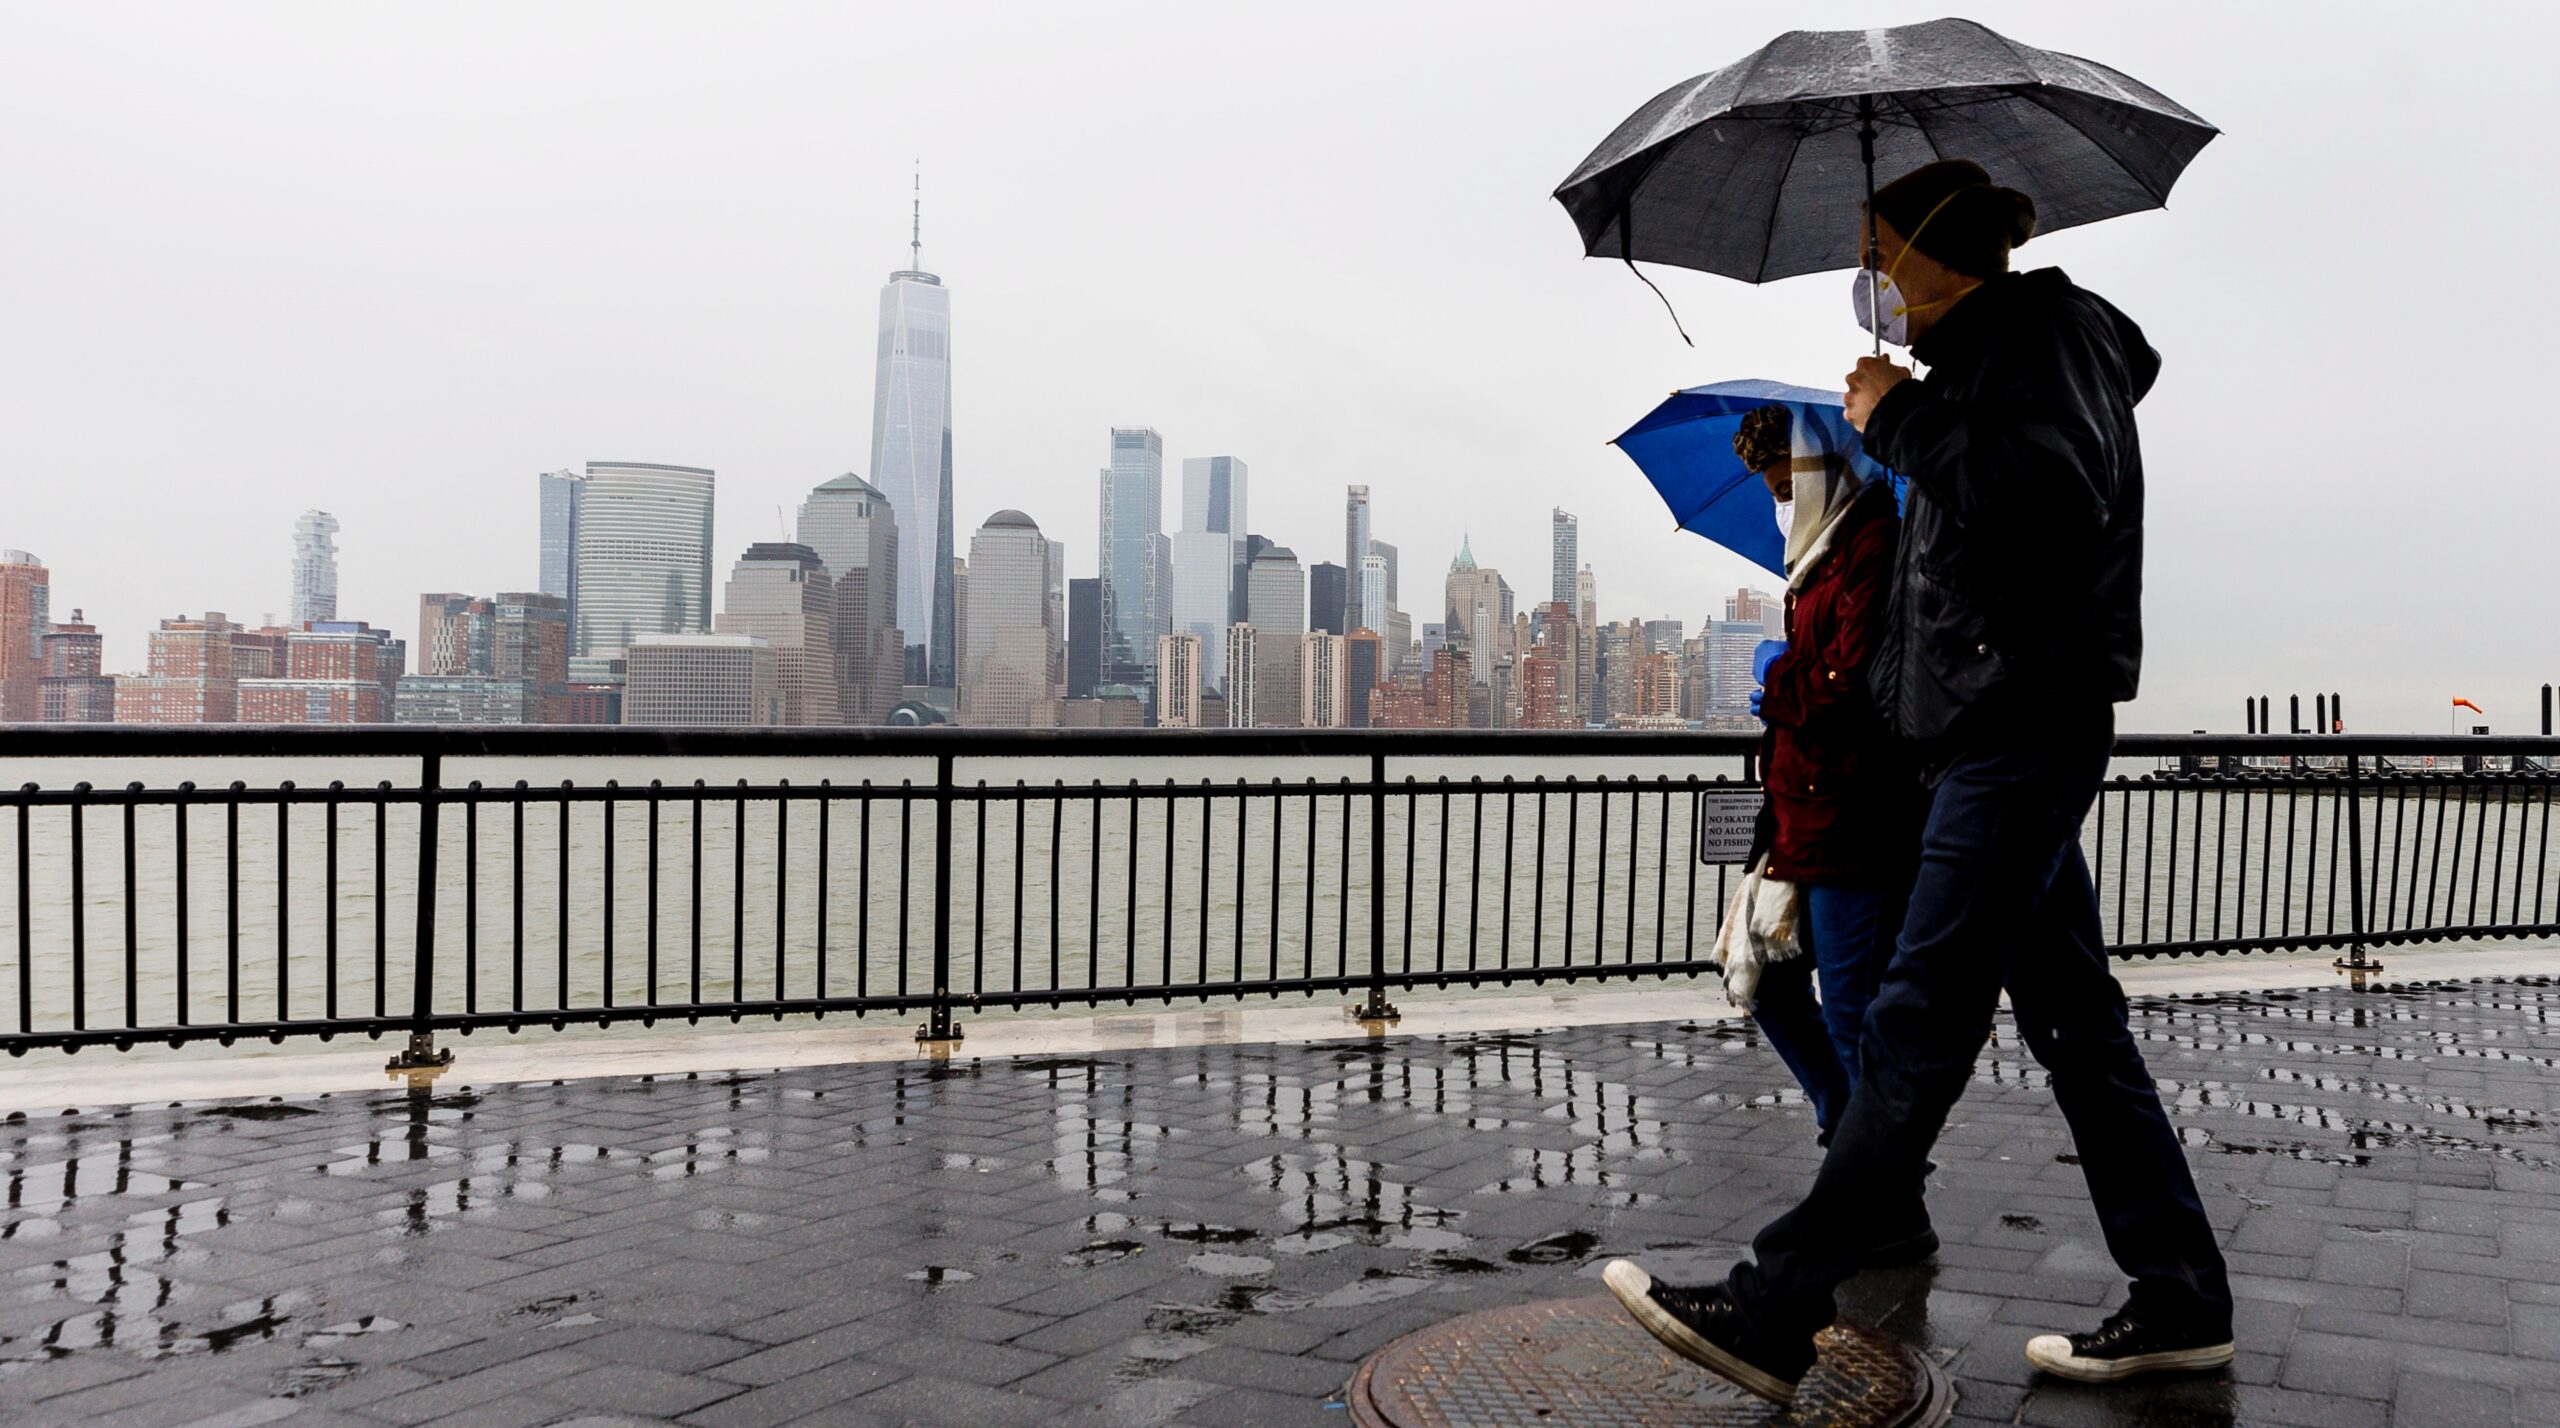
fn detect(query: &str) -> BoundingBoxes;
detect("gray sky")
[4,1,2550,734]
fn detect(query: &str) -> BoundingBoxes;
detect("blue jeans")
[1728,715,2233,1351]
[1750,885,1895,1132]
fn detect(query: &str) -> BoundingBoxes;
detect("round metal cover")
[1346,1296,1953,1427]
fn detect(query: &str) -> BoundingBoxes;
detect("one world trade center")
[870,180,956,693]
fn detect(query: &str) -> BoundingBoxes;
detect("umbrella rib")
[1753,132,1812,285]
[2008,84,2173,205]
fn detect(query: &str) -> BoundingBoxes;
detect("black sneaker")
[2025,1309,2235,1382]
[1600,1260,1811,1405]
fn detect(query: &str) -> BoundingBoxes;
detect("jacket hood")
[2016,268,2160,405]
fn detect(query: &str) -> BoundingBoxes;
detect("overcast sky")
[4,1,2550,733]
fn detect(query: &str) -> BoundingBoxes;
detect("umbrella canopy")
[1554,17,2217,283]
[1615,379,1901,576]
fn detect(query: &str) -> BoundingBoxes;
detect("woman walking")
[1724,409,1921,1229]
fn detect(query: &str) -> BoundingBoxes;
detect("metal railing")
[1,728,2553,1059]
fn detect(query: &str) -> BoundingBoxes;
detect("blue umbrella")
[1612,378,1902,576]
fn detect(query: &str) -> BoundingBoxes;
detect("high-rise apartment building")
[0,550,48,722]
[571,461,715,681]
[239,622,401,724]
[417,593,494,676]
[1300,632,1350,729]
[1644,619,1685,656]
[394,677,529,725]
[116,613,241,724]
[1223,624,1259,728]
[623,634,779,726]
[872,193,956,693]
[1552,509,1579,615]
[1343,486,1372,632]
[1157,632,1204,728]
[1244,546,1304,728]
[538,469,583,616]
[1308,562,1347,637]
[795,474,902,724]
[715,543,839,726]
[1097,428,1165,690]
[960,511,1060,728]
[291,511,339,626]
[37,610,113,723]
[493,592,572,721]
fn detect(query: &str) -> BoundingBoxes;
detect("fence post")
[2334,751,2380,973]
[918,752,963,1044]
[1355,751,1400,1023]
[387,751,453,1077]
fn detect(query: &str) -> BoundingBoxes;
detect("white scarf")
[1781,409,1869,591]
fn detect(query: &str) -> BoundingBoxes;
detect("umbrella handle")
[1859,99,1882,359]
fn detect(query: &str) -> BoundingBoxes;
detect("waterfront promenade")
[4,949,2557,1426]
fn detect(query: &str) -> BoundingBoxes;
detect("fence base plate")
[1345,1296,1951,1428]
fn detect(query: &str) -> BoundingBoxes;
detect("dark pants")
[1751,884,1897,1131]
[1727,716,2233,1348]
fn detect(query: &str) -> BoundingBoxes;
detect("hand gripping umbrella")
[1552,16,2216,347]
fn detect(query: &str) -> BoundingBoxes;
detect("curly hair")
[1732,405,1790,473]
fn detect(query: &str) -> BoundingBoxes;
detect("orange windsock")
[2452,696,2485,715]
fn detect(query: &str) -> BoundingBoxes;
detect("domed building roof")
[984,509,1039,530]
[815,472,885,497]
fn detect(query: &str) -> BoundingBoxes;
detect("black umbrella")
[1554,17,2216,336]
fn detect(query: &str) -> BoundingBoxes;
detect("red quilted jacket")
[1758,482,1915,887]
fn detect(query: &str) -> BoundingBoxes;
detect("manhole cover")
[1346,1296,1953,1427]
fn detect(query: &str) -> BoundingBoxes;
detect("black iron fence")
[1,728,2553,1059]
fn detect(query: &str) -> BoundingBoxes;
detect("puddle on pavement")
[1508,1229,1602,1265]
[904,1266,975,1286]
[1062,1239,1147,1267]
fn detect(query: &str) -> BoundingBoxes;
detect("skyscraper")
[796,474,902,724]
[1343,486,1372,631]
[0,550,48,722]
[1171,455,1245,692]
[1223,624,1259,728]
[1066,577,1101,699]
[1097,428,1165,689]
[538,469,583,614]
[570,461,715,681]
[1244,545,1304,728]
[871,184,955,693]
[1552,508,1579,614]
[1357,556,1389,638]
[1443,535,1513,691]
[291,512,339,626]
[960,510,1060,727]
[715,542,840,726]
[1309,562,1348,636]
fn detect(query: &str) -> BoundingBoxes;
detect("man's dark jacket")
[1861,267,2155,754]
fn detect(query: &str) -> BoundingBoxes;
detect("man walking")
[1604,159,2234,1404]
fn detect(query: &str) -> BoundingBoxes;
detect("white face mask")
[1772,496,1795,540]
[1851,267,1911,348]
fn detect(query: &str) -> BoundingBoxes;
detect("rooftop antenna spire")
[910,162,922,271]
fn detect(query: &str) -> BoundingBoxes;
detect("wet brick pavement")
[4,976,2558,1427]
